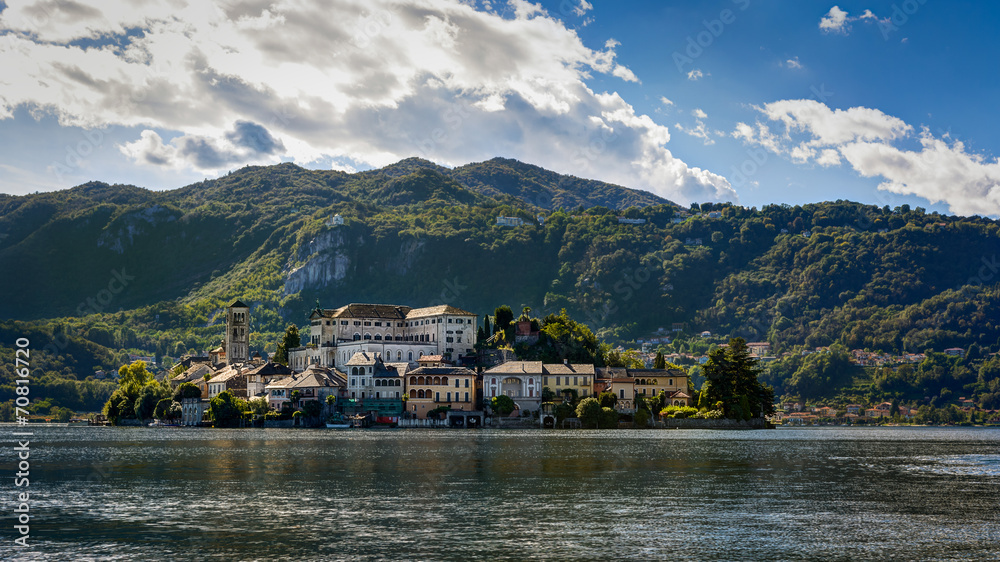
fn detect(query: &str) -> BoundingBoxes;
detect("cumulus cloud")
[732,99,1000,216]
[819,6,891,36]
[687,69,705,81]
[120,120,285,170]
[0,0,735,203]
[784,57,803,70]
[819,6,850,33]
[675,109,717,146]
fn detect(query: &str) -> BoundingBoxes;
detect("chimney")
[563,358,568,365]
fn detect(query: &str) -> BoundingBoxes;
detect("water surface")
[3,426,998,560]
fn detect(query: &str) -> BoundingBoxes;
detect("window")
[374,334,382,340]
[435,392,440,402]
[669,379,674,386]
[456,337,462,343]
[455,379,460,388]
[364,333,371,340]
[341,321,348,325]
[465,379,469,388]
[351,379,356,386]
[354,321,361,326]
[353,333,361,341]
[465,392,469,402]
[375,321,382,326]
[397,351,402,360]
[447,392,452,402]
[448,319,453,323]
[620,389,625,399]
[573,376,578,386]
[446,337,453,343]
[364,321,371,326]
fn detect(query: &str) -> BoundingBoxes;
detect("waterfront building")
[405,366,479,419]
[207,365,248,399]
[541,362,594,402]
[266,365,345,411]
[290,303,478,371]
[483,361,543,413]
[343,352,404,419]
[180,397,209,426]
[245,361,295,400]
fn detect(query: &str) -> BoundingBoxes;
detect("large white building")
[289,303,479,371]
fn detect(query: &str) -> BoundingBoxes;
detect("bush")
[634,408,650,428]
[598,407,619,429]
[660,406,698,419]
[694,409,724,420]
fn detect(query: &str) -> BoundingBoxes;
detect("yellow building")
[541,363,595,403]
[629,369,689,405]
[406,366,479,419]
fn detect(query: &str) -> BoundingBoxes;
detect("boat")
[325,414,351,429]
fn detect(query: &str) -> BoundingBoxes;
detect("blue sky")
[2,1,999,216]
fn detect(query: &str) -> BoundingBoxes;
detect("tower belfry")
[226,299,250,365]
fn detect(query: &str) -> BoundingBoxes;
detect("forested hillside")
[1,158,999,414]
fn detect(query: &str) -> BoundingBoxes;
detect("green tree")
[209,390,247,427]
[701,338,775,419]
[491,394,516,415]
[576,397,602,428]
[134,384,163,420]
[599,407,619,429]
[118,361,153,395]
[598,391,617,409]
[654,351,666,369]
[494,305,514,336]
[173,382,203,401]
[541,386,555,402]
[301,400,323,418]
[273,324,301,366]
[153,398,173,419]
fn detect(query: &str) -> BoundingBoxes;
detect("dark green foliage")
[273,324,301,366]
[209,390,247,427]
[575,397,602,428]
[701,338,775,419]
[599,407,619,429]
[490,394,515,415]
[598,391,617,409]
[301,400,323,418]
[173,382,202,401]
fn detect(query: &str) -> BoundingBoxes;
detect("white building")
[482,361,543,413]
[290,303,478,371]
[496,216,524,227]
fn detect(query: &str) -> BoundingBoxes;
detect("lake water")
[3,426,999,561]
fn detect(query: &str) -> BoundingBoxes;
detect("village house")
[542,362,595,403]
[207,365,248,399]
[483,361,543,413]
[405,366,479,419]
[266,365,345,411]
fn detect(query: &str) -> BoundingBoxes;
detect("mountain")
[2,158,1000,412]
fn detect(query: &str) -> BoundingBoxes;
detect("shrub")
[660,406,699,419]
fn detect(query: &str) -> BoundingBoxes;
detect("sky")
[2,0,999,216]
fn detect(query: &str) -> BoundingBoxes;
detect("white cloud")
[687,69,705,81]
[820,6,850,33]
[572,1,593,17]
[0,0,736,203]
[819,6,891,36]
[733,99,1000,216]
[659,97,674,108]
[784,57,803,70]
[676,109,717,146]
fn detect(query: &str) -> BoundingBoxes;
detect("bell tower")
[226,299,250,365]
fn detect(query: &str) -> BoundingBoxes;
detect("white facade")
[290,303,478,372]
[483,361,543,413]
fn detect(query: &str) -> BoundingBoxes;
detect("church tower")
[226,300,250,365]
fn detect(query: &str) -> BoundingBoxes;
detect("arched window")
[418,390,425,399]
[409,389,416,398]
[442,377,448,386]
[395,335,402,341]
[397,351,402,360]
[410,376,416,385]
[353,333,361,341]
[374,334,382,341]
[417,376,425,385]
[491,378,496,384]
[408,352,413,360]
[363,333,372,340]
[433,377,441,385]
[375,392,380,399]
[395,379,401,386]
[419,351,424,358]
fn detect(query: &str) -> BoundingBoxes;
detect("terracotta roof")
[417,355,445,362]
[542,363,595,376]
[409,366,477,376]
[246,361,294,378]
[346,351,379,365]
[406,304,477,318]
[176,363,214,383]
[484,361,543,375]
[327,303,412,319]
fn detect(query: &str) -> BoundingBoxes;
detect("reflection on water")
[2,426,999,560]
